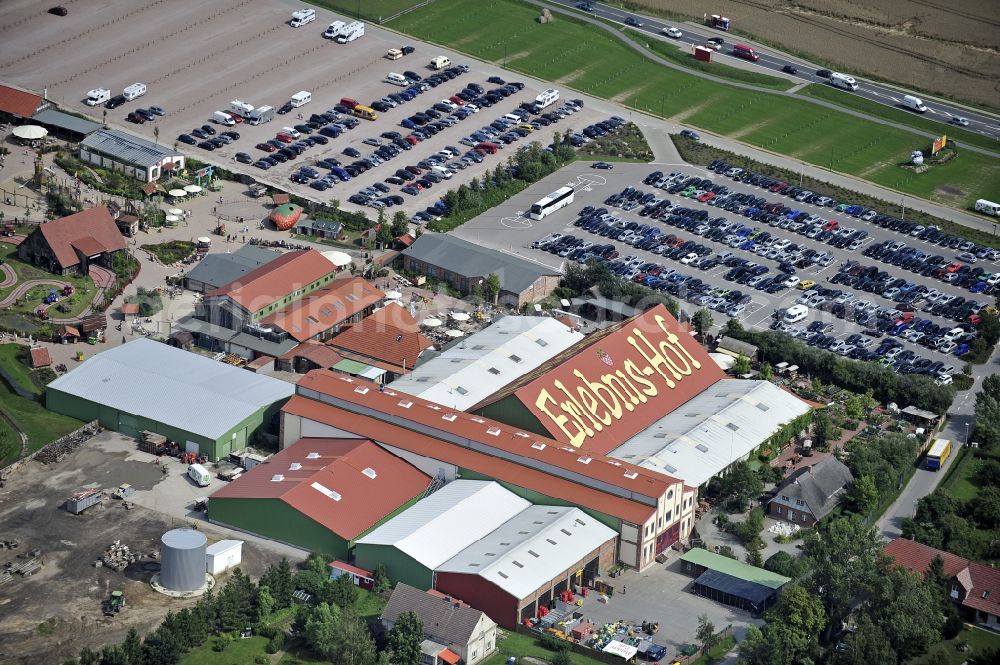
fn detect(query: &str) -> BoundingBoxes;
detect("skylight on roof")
[362,467,377,479]
[531,442,546,450]
[512,560,524,568]
[337,376,354,383]
[560,529,572,536]
[398,400,413,409]
[577,456,591,465]
[306,452,320,459]
[289,463,302,471]
[664,464,678,473]
[514,432,530,438]
[455,386,469,395]
[509,354,522,363]
[726,422,740,431]
[442,413,457,422]
[354,385,369,395]
[624,471,638,479]
[487,426,501,436]
[470,417,485,423]
[311,482,341,501]
[696,443,710,453]
[497,571,508,578]
[426,404,441,410]
[383,389,397,396]
[528,550,540,557]
[756,403,770,412]
[271,474,285,482]
[487,367,500,375]
[535,339,548,347]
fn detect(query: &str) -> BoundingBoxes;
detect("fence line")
[382,0,436,24]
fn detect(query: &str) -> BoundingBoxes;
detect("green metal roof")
[333,358,371,374]
[680,548,790,589]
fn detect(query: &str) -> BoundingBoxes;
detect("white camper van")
[212,111,236,126]
[783,304,809,324]
[335,21,364,43]
[430,55,451,70]
[535,88,560,109]
[386,73,408,86]
[324,21,346,39]
[188,464,211,487]
[290,8,316,27]
[248,105,274,125]
[829,73,858,91]
[902,95,928,113]
[289,91,312,107]
[122,83,146,101]
[86,88,111,106]
[975,199,1000,217]
[230,99,254,118]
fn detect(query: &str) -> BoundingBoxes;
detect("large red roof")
[260,275,384,341]
[964,562,1000,616]
[884,539,1000,617]
[34,206,125,270]
[883,538,969,578]
[282,395,658,525]
[507,305,724,454]
[207,249,339,315]
[0,84,43,118]
[327,303,432,371]
[211,438,429,540]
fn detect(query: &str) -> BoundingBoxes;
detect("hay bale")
[538,8,553,23]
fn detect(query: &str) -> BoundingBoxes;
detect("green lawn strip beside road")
[690,635,737,665]
[482,630,610,665]
[910,625,1000,665]
[940,446,981,501]
[797,84,999,152]
[304,0,420,23]
[391,0,1000,211]
[178,635,270,665]
[627,28,794,91]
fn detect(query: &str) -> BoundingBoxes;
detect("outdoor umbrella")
[321,250,352,267]
[184,184,202,193]
[167,208,184,215]
[164,215,180,223]
[422,317,443,328]
[450,312,471,322]
[12,125,46,140]
[384,290,403,300]
[168,189,187,198]
[445,329,464,337]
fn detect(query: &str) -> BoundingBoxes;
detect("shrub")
[265,633,284,654]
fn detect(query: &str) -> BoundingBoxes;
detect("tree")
[389,611,424,665]
[871,568,944,660]
[759,362,773,381]
[692,308,714,336]
[764,551,809,580]
[742,585,825,665]
[847,474,879,516]
[335,610,379,665]
[834,615,897,665]
[141,625,181,665]
[844,394,864,420]
[121,627,143,665]
[99,645,129,665]
[373,563,391,594]
[483,273,501,305]
[304,603,342,660]
[552,651,572,665]
[330,572,359,608]
[153,126,159,145]
[391,211,409,238]
[261,558,294,610]
[733,353,751,375]
[813,411,834,448]
[718,461,764,512]
[972,485,1000,528]
[376,221,394,248]
[803,517,885,642]
[257,586,274,620]
[695,614,718,658]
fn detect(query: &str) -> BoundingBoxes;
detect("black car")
[403,70,421,81]
[310,134,328,145]
[781,64,797,75]
[234,152,252,164]
[401,45,415,55]
[136,108,156,121]
[49,6,68,16]
[177,134,197,145]
[816,69,832,78]
[197,141,216,151]
[278,102,293,114]
[200,124,216,136]
[343,147,361,158]
[191,128,209,139]
[624,17,642,27]
[680,129,700,141]
[221,131,240,140]
[105,95,126,109]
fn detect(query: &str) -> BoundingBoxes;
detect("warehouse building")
[45,339,293,460]
[434,504,617,628]
[210,438,430,556]
[389,316,584,410]
[79,129,184,182]
[401,234,560,308]
[680,548,789,614]
[354,481,531,589]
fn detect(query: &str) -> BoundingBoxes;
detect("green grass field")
[941,447,981,501]
[305,0,419,22]
[482,630,610,665]
[909,625,1000,665]
[0,379,83,467]
[178,636,270,665]
[797,84,999,152]
[392,0,1000,211]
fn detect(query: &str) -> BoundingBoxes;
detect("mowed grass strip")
[393,0,1000,210]
[305,0,420,22]
[797,83,999,152]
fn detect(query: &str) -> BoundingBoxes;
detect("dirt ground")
[0,431,306,664]
[633,0,1000,109]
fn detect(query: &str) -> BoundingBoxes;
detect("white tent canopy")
[12,125,46,140]
[167,208,184,215]
[168,189,187,197]
[321,250,352,267]
[384,290,403,300]
[421,317,443,328]
[184,184,203,193]
[450,312,470,322]
[444,329,464,338]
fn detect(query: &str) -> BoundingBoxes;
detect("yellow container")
[76,351,85,361]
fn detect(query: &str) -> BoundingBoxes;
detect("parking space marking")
[501,215,532,229]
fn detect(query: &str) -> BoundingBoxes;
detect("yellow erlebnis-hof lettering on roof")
[534,315,703,447]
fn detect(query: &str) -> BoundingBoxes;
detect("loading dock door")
[185,441,200,454]
[117,413,139,437]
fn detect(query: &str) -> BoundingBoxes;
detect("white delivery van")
[431,164,454,179]
[188,464,211,487]
[230,99,254,118]
[386,72,408,86]
[975,199,1000,217]
[535,88,560,108]
[902,95,928,113]
[829,73,858,91]
[335,21,364,43]
[289,91,311,107]
[212,111,236,125]
[290,8,315,27]
[122,82,146,101]
[324,20,346,38]
[783,304,809,324]
[86,88,111,106]
[430,55,451,70]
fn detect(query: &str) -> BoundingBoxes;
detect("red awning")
[122,303,140,315]
[438,649,460,665]
[62,325,81,337]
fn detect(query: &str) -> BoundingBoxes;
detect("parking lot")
[453,161,997,378]
[0,0,606,215]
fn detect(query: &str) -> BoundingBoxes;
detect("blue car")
[954,344,970,356]
[970,281,987,293]
[401,118,416,129]
[331,167,350,181]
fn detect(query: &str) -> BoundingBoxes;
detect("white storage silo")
[160,528,208,592]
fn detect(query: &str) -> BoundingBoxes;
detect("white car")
[950,116,969,127]
[680,252,699,264]
[663,26,683,38]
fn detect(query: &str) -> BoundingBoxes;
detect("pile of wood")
[0,538,20,550]
[2,549,43,584]
[221,354,245,366]
[138,430,167,454]
[98,541,136,572]
[35,423,101,465]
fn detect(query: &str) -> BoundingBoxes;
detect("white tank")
[160,528,208,591]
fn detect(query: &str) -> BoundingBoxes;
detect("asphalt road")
[549,0,1000,141]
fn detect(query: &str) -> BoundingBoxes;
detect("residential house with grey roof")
[184,244,283,293]
[381,582,497,665]
[768,456,854,526]
[401,234,559,308]
[80,129,184,182]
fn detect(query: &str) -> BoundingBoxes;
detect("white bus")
[529,186,575,220]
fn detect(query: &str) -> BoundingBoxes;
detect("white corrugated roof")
[389,316,582,410]
[47,338,294,439]
[436,506,616,599]
[355,480,530,569]
[610,380,811,487]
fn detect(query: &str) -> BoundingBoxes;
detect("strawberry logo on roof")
[597,348,614,367]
